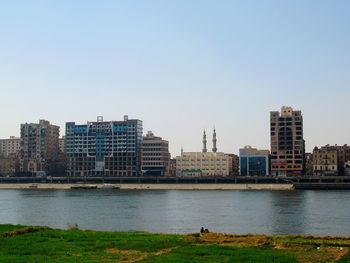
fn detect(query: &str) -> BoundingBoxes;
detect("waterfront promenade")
[0,183,294,190]
[0,176,350,190]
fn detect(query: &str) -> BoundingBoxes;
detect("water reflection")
[268,191,306,235]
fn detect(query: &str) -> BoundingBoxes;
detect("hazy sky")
[1,1,349,156]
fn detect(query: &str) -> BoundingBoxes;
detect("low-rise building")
[239,146,269,176]
[169,158,177,177]
[0,153,20,176]
[345,161,350,176]
[313,146,338,176]
[337,144,350,175]
[176,152,230,177]
[226,153,239,176]
[141,131,170,176]
[305,153,313,176]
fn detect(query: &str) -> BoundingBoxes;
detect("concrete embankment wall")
[0,183,294,190]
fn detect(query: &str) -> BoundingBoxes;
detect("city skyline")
[1,1,350,157]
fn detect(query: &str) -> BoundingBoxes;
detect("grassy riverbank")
[0,225,349,262]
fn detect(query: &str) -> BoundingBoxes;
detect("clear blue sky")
[0,0,349,156]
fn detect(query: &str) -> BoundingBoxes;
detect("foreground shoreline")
[0,224,349,262]
[0,183,294,190]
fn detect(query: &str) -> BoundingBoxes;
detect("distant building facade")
[176,152,230,177]
[313,146,338,176]
[239,146,269,176]
[65,116,142,177]
[226,153,239,175]
[337,145,350,175]
[141,131,170,176]
[0,136,21,157]
[313,144,350,176]
[20,120,60,173]
[304,153,313,176]
[59,136,66,153]
[176,129,229,177]
[345,161,350,176]
[169,158,177,176]
[0,154,19,176]
[270,106,304,176]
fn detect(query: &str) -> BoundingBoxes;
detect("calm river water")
[0,189,349,236]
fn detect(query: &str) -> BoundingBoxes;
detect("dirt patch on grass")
[274,243,349,263]
[105,247,177,262]
[187,233,272,247]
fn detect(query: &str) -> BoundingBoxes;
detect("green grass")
[0,225,349,262]
[0,224,28,234]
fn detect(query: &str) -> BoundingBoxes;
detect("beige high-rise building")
[270,106,304,176]
[20,120,60,173]
[141,131,170,176]
[0,136,21,157]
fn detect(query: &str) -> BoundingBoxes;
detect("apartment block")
[313,146,338,176]
[141,131,170,176]
[0,136,21,157]
[20,120,60,173]
[270,106,304,176]
[66,116,142,177]
[313,144,350,176]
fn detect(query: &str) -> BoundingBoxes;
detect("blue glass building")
[66,116,142,177]
[239,146,269,176]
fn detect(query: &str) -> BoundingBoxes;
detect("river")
[0,189,349,236]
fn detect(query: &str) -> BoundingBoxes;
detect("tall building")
[20,120,60,173]
[141,131,170,176]
[239,146,269,176]
[270,106,304,176]
[313,146,338,176]
[0,136,21,157]
[66,116,142,177]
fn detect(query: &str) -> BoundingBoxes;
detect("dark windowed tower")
[270,107,304,176]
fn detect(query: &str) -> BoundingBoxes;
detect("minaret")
[202,130,207,153]
[212,128,217,153]
[181,147,184,156]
